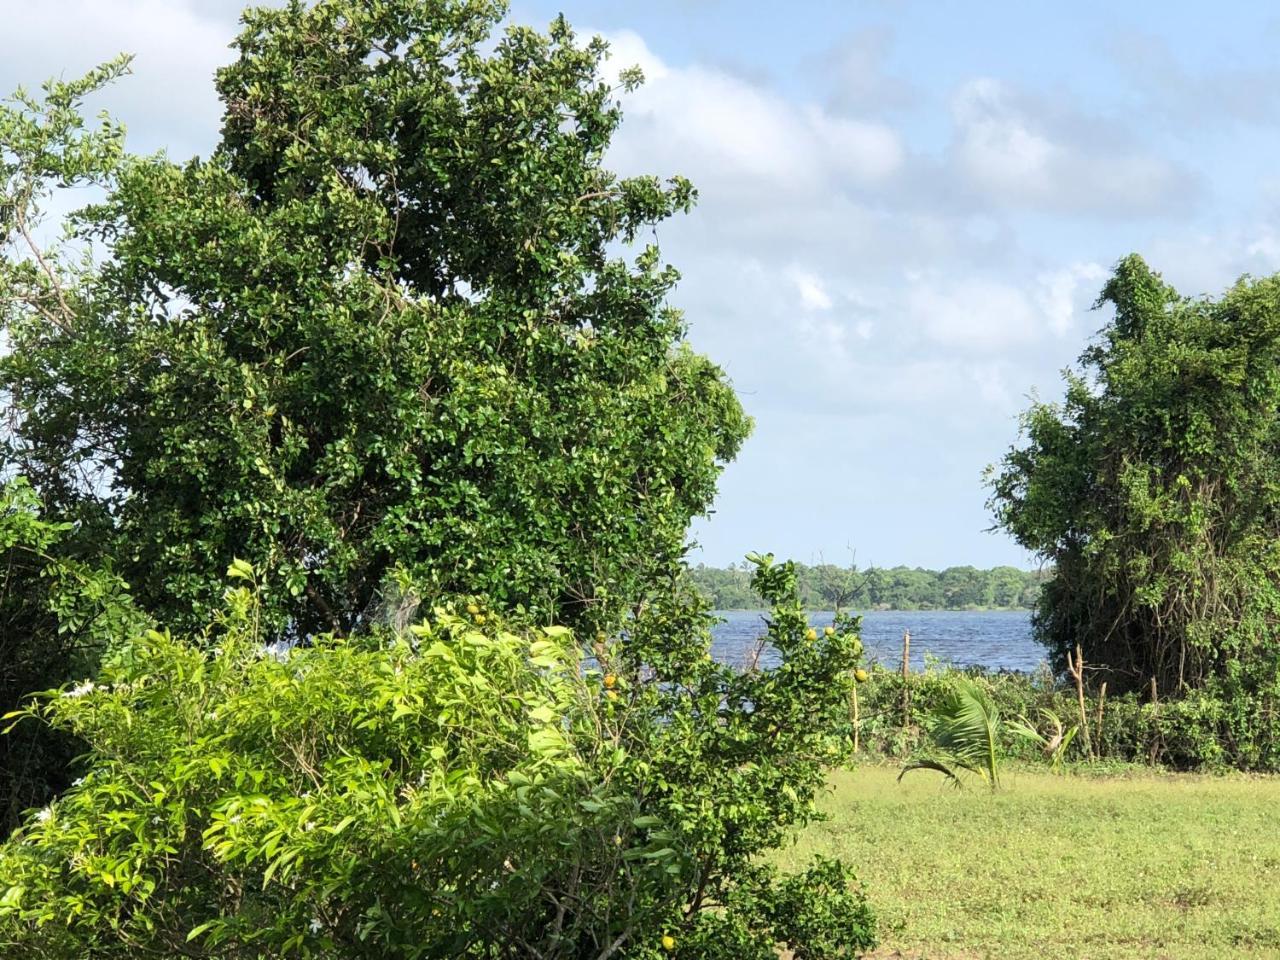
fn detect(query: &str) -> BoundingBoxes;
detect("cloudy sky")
[8,1,1280,571]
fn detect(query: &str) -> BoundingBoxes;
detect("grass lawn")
[777,763,1280,959]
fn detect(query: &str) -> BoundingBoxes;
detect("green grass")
[778,763,1280,959]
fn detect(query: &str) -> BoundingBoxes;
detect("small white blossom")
[35,807,52,824]
[71,777,85,787]
[310,918,323,935]
[66,681,95,698]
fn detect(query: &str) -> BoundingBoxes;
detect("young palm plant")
[899,678,1003,790]
[1008,708,1079,772]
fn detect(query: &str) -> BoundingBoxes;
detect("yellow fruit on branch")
[603,674,617,689]
[466,602,480,615]
[824,626,835,637]
[854,668,869,683]
[661,934,676,952]
[804,627,817,641]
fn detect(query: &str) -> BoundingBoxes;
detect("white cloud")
[1,1,238,158]
[820,26,915,115]
[951,78,1194,217]
[967,363,1014,410]
[1036,262,1108,337]
[788,268,834,311]
[604,31,904,196]
[907,276,1039,351]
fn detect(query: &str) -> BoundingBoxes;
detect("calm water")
[709,609,1045,673]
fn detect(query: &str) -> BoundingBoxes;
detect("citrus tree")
[0,558,875,959]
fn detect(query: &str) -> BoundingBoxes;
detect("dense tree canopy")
[1,0,749,641]
[688,562,1044,611]
[989,255,1280,696]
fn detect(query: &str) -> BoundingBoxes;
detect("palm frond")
[1009,708,1078,771]
[898,758,965,789]
[901,677,1002,789]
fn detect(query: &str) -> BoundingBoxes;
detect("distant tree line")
[687,562,1048,611]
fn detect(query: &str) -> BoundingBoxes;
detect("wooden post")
[1066,644,1092,759]
[1148,676,1160,766]
[1094,681,1108,757]
[901,630,911,729]
[851,685,860,753]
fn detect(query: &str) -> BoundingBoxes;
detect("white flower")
[309,918,323,935]
[71,777,85,787]
[66,681,95,698]
[35,807,52,824]
[304,821,316,832]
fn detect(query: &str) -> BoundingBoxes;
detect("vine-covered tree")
[989,254,1280,698]
[1,0,750,641]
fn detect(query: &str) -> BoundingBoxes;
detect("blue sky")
[9,1,1280,570]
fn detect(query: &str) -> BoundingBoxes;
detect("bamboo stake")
[1094,681,1107,758]
[1149,676,1161,766]
[1066,644,1092,759]
[901,630,911,729]
[851,685,860,753]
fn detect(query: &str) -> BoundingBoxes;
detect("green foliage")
[0,478,144,835]
[855,661,1280,772]
[0,0,749,640]
[687,562,1045,611]
[989,254,1280,699]
[0,557,874,958]
[0,5,875,952]
[1007,708,1078,771]
[899,677,1003,789]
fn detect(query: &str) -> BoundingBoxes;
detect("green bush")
[853,661,1280,773]
[0,479,144,834]
[0,557,876,959]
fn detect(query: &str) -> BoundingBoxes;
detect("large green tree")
[1,0,749,641]
[989,255,1280,697]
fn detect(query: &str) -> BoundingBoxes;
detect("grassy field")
[778,763,1280,959]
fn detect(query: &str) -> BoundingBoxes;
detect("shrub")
[0,557,876,959]
[0,479,143,834]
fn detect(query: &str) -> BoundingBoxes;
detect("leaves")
[0,0,750,646]
[900,678,1003,790]
[990,255,1280,699]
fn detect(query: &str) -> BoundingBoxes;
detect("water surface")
[709,609,1045,673]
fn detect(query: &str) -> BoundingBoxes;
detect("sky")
[8,0,1280,571]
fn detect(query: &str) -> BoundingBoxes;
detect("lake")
[709,609,1046,673]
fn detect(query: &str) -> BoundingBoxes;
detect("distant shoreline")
[688,563,1046,612]
[711,607,1034,614]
